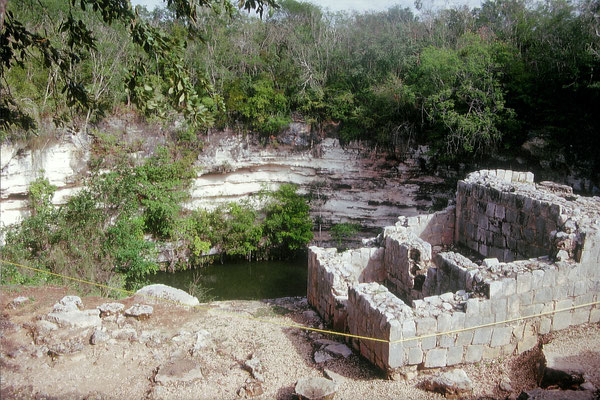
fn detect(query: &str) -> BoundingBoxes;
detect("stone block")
[483,346,501,360]
[447,346,463,366]
[416,317,437,336]
[517,331,538,354]
[502,278,517,296]
[439,334,455,348]
[571,309,590,326]
[552,284,568,301]
[472,328,493,345]
[516,272,532,294]
[590,308,600,323]
[424,348,447,368]
[551,311,572,331]
[407,347,423,365]
[519,291,533,306]
[532,270,545,288]
[490,327,512,347]
[451,312,465,330]
[488,280,504,299]
[456,331,474,346]
[491,298,507,316]
[437,314,452,333]
[539,317,552,335]
[533,287,553,304]
[465,345,483,363]
[421,336,437,350]
[388,343,405,368]
[507,296,520,318]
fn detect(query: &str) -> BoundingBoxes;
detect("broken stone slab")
[422,369,473,399]
[47,338,85,359]
[324,343,352,358]
[314,351,334,364]
[295,377,337,400]
[46,308,102,329]
[135,284,200,307]
[124,304,153,320]
[517,388,597,399]
[97,302,125,317]
[540,348,586,389]
[60,295,83,307]
[154,359,203,385]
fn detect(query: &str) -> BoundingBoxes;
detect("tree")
[0,0,276,132]
[409,32,515,158]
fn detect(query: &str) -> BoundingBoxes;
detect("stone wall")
[307,169,600,373]
[307,247,384,332]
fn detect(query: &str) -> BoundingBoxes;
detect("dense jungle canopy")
[1,0,599,164]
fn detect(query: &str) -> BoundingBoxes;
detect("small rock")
[244,355,265,382]
[580,382,596,391]
[97,303,125,317]
[324,343,352,358]
[314,351,334,364]
[9,296,29,308]
[111,328,137,341]
[191,329,212,355]
[124,304,153,320]
[555,250,569,261]
[422,369,473,399]
[499,378,513,392]
[59,295,83,309]
[303,310,319,320]
[90,329,109,345]
[295,376,337,400]
[238,380,264,398]
[439,292,454,302]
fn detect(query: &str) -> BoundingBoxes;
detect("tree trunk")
[0,0,8,30]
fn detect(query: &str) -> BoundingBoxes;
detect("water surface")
[150,258,307,301]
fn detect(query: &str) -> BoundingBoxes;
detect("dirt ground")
[0,285,598,400]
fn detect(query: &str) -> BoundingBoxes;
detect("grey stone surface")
[124,304,153,319]
[424,348,447,368]
[136,284,200,307]
[97,302,125,317]
[314,351,333,364]
[90,329,109,345]
[325,343,352,358]
[154,359,203,385]
[422,369,473,398]
[295,376,337,400]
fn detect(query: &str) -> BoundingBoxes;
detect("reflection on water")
[149,258,308,301]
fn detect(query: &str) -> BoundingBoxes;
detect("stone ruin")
[307,169,600,372]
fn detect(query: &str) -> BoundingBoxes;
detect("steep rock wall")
[1,127,446,241]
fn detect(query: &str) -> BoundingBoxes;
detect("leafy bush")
[262,184,313,258]
[330,222,360,249]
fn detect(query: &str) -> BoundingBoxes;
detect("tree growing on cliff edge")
[0,0,276,132]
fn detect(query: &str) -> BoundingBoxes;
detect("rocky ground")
[1,285,599,400]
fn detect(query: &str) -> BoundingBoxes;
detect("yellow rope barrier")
[1,258,598,345]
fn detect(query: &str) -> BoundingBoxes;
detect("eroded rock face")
[422,369,473,399]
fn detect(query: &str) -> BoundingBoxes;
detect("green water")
[149,258,308,301]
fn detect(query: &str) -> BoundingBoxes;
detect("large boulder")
[422,369,473,399]
[135,284,200,307]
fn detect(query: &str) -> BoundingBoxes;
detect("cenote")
[150,257,308,301]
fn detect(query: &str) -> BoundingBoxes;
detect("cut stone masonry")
[307,169,600,372]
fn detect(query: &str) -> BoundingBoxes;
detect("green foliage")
[262,184,313,258]
[410,32,515,158]
[330,222,360,249]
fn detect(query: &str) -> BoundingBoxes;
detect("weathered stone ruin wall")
[307,247,384,332]
[307,169,600,373]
